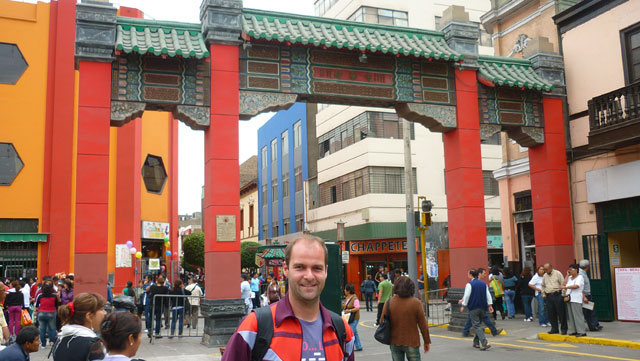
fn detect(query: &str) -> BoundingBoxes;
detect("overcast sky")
[108,0,314,214]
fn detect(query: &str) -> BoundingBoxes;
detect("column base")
[446,288,496,334]
[200,298,246,348]
[536,244,574,272]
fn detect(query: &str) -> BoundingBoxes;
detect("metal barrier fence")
[422,288,450,326]
[149,294,204,343]
[0,243,38,280]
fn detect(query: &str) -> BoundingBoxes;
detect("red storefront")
[340,239,422,297]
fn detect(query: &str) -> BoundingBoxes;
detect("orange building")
[0,0,178,292]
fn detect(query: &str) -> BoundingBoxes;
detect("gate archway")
[73,0,572,345]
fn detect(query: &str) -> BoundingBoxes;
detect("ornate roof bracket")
[239,91,297,121]
[480,124,502,140]
[174,105,210,130]
[506,126,545,147]
[110,101,146,127]
[395,103,457,133]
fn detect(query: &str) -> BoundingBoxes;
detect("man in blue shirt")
[250,273,261,308]
[460,269,494,351]
[461,268,502,337]
[0,326,40,360]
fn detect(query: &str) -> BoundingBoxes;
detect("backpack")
[251,305,346,361]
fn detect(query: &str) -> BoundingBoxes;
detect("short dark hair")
[344,283,355,294]
[284,235,328,267]
[477,268,486,275]
[394,269,401,276]
[100,312,142,352]
[569,264,579,271]
[16,326,39,345]
[393,276,415,298]
[241,273,248,281]
[469,269,479,278]
[380,273,388,280]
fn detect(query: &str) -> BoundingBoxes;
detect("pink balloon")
[129,247,137,255]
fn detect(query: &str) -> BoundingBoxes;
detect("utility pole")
[403,119,418,296]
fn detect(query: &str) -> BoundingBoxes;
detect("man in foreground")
[222,235,354,360]
[542,263,568,335]
[460,269,494,351]
[0,326,40,360]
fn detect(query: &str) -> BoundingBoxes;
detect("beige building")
[240,156,259,243]
[481,0,576,270]
[554,0,640,321]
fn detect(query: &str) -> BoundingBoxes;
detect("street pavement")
[30,306,640,361]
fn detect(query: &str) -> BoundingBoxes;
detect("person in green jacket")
[375,273,393,326]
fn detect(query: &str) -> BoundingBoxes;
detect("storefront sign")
[614,268,640,321]
[487,235,503,249]
[268,259,283,267]
[115,244,131,268]
[142,221,169,240]
[148,258,160,271]
[349,239,408,255]
[342,251,350,264]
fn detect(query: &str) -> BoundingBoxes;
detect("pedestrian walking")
[562,264,586,337]
[100,312,143,361]
[579,260,603,332]
[222,235,354,361]
[360,275,376,312]
[380,276,431,360]
[503,268,518,319]
[169,279,191,338]
[542,263,568,335]
[376,273,393,326]
[240,274,252,315]
[185,278,202,329]
[134,280,144,317]
[460,269,494,351]
[0,285,10,346]
[250,273,261,309]
[343,283,362,352]
[488,269,505,320]
[5,280,25,342]
[528,265,550,326]
[461,268,501,337]
[518,267,535,322]
[34,282,58,348]
[142,275,153,333]
[0,326,40,360]
[147,275,169,339]
[264,278,281,305]
[52,292,107,361]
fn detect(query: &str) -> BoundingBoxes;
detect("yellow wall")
[0,1,50,225]
[140,111,170,223]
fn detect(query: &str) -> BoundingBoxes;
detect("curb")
[538,333,640,349]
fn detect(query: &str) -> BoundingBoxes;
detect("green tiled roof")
[478,55,553,91]
[115,17,210,59]
[241,9,463,61]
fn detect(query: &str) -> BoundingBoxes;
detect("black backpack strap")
[329,311,347,357]
[251,306,274,361]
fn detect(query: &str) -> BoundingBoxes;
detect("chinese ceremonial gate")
[73,0,572,345]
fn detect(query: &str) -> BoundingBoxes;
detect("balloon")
[164,241,170,248]
[135,251,142,259]
[163,236,169,242]
[125,240,133,249]
[129,247,137,255]
[165,251,172,257]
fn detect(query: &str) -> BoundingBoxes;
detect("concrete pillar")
[73,0,117,296]
[199,0,246,347]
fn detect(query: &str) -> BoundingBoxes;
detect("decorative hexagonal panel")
[0,143,24,185]
[141,154,167,194]
[0,43,28,85]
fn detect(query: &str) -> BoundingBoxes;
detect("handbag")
[21,309,33,327]
[374,298,391,345]
[345,296,356,324]
[489,279,504,297]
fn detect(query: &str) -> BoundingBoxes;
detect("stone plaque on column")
[216,215,236,242]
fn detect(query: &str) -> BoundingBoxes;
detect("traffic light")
[421,212,432,227]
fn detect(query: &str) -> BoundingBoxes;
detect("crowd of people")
[239,271,283,314]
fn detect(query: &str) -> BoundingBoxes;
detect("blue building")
[257,103,317,242]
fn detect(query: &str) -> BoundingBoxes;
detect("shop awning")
[0,233,48,242]
[258,247,286,260]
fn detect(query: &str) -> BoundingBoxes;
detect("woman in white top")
[562,264,586,337]
[100,311,144,361]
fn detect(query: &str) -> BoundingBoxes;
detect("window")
[262,184,267,205]
[348,6,408,27]
[0,43,28,85]
[483,170,499,196]
[514,190,532,211]
[0,143,24,185]
[261,147,267,169]
[341,181,351,201]
[141,154,167,194]
[369,167,417,194]
[249,204,254,229]
[354,177,363,197]
[272,224,279,237]
[622,22,640,84]
[295,166,302,192]
[314,0,338,16]
[270,139,277,162]
[296,214,304,232]
[272,178,278,201]
[282,173,289,197]
[240,209,244,231]
[294,121,302,148]
[283,218,290,235]
[282,130,289,156]
[262,225,268,238]
[330,186,337,204]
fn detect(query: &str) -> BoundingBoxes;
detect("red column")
[115,120,142,290]
[529,97,573,272]
[443,69,488,288]
[203,44,240,299]
[74,60,111,296]
[41,0,75,277]
[169,114,179,263]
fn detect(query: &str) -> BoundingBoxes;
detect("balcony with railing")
[588,82,640,150]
